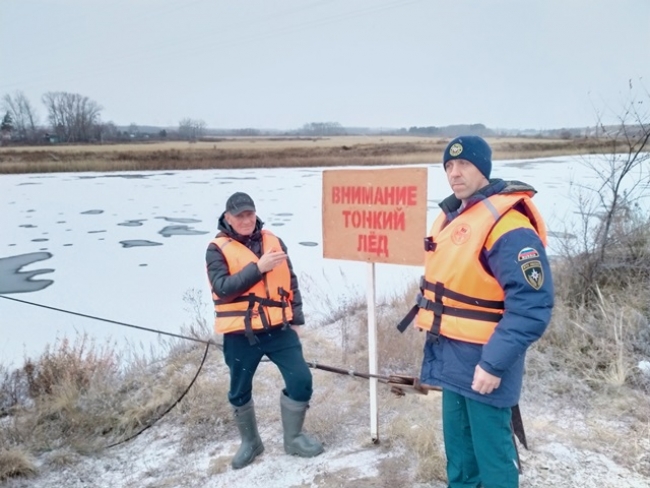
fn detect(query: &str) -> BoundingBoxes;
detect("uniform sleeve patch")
[517,247,540,261]
[521,260,544,290]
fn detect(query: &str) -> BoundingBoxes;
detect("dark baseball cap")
[225,192,256,215]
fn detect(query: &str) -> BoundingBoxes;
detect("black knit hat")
[443,135,492,179]
[225,192,256,215]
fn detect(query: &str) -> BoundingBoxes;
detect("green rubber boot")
[280,393,324,457]
[231,399,264,469]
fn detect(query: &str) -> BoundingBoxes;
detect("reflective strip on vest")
[210,230,293,335]
[415,192,546,344]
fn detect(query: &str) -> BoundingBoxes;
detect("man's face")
[444,159,489,202]
[225,210,256,236]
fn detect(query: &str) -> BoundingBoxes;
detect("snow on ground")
[4,320,650,488]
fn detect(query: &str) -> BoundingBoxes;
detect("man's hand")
[257,248,287,273]
[471,365,501,395]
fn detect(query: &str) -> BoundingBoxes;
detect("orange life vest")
[210,230,293,338]
[401,192,547,344]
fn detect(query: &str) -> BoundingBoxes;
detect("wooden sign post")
[322,167,428,442]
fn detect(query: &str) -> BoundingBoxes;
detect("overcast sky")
[1,0,649,131]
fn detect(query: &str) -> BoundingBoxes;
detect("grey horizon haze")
[1,0,649,131]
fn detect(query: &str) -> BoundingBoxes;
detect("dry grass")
[0,135,620,174]
[0,448,37,482]
[300,283,445,485]
[385,394,446,483]
[22,335,117,398]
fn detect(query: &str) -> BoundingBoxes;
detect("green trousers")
[442,389,519,488]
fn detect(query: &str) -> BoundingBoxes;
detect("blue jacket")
[419,179,554,407]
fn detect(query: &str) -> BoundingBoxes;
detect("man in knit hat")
[398,136,554,487]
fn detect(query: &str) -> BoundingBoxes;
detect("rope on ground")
[105,340,211,449]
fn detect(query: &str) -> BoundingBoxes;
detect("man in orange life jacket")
[206,192,323,469]
[398,136,554,488]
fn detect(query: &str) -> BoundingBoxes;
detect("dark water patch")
[81,209,104,215]
[155,217,201,224]
[8,244,16,246]
[19,224,37,228]
[56,221,66,224]
[158,225,210,237]
[502,159,563,169]
[548,231,576,239]
[0,252,54,293]
[63,244,73,246]
[273,213,293,217]
[271,223,285,227]
[77,173,176,180]
[27,209,35,213]
[214,176,257,180]
[139,263,148,267]
[120,240,163,248]
[17,182,41,186]
[118,219,147,227]
[88,230,107,234]
[187,181,210,184]
[298,242,319,247]
[31,238,49,242]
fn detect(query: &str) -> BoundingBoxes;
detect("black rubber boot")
[280,393,324,457]
[232,399,264,469]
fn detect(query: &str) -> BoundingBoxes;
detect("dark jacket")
[206,213,305,327]
[420,179,554,408]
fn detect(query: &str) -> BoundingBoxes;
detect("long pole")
[367,262,378,443]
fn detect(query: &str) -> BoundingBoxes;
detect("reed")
[0,136,617,174]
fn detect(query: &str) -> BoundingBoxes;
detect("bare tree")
[300,122,346,136]
[560,81,650,302]
[93,121,118,143]
[1,91,39,143]
[178,118,206,141]
[41,91,103,143]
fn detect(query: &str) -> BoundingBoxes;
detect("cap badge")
[449,143,463,157]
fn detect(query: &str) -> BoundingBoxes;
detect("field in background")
[0,136,617,174]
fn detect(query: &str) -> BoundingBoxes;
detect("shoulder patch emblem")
[449,143,463,157]
[451,223,471,245]
[521,260,544,290]
[517,247,539,261]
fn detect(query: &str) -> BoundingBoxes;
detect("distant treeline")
[1,89,599,147]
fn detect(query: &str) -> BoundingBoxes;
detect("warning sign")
[322,167,427,265]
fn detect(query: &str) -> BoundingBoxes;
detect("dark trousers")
[223,327,313,407]
[442,389,519,488]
